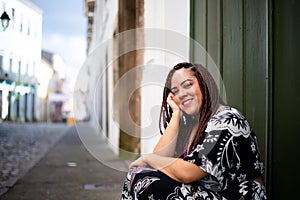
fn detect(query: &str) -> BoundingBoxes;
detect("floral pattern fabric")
[121,106,267,199]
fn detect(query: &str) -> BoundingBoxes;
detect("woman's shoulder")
[215,106,245,119]
[206,106,252,137]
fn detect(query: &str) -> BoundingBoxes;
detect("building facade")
[82,0,120,154]
[84,0,300,198]
[0,0,43,122]
[83,0,191,156]
[38,50,67,123]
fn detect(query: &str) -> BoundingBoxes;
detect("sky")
[31,0,87,91]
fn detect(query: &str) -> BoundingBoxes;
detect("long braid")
[189,64,223,152]
[159,68,177,132]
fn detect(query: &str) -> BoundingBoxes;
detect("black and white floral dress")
[121,106,267,199]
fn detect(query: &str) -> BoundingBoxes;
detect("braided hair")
[159,62,224,155]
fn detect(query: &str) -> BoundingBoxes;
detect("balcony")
[84,0,95,17]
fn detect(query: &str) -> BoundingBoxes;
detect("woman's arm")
[129,154,207,184]
[153,111,181,157]
[153,94,182,157]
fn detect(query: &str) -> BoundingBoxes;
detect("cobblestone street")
[0,122,128,199]
[0,122,69,196]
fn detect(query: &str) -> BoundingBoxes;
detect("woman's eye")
[171,89,179,95]
[183,82,192,88]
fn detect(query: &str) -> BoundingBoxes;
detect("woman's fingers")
[128,157,147,169]
[167,94,178,110]
[167,93,182,116]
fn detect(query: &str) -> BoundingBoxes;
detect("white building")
[83,0,191,156]
[81,0,120,154]
[0,0,43,121]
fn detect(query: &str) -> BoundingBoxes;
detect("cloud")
[42,33,87,91]
[33,0,87,37]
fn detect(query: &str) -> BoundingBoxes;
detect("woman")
[121,62,267,199]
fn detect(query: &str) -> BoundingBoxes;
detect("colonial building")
[0,0,43,122]
[82,0,120,154]
[38,50,67,123]
[84,0,300,198]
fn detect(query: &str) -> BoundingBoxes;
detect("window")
[0,55,3,74]
[18,61,21,79]
[27,20,30,36]
[20,14,23,32]
[9,58,12,73]
[11,8,15,29]
[0,55,2,68]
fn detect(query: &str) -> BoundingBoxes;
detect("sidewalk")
[0,123,128,200]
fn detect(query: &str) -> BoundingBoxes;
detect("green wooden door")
[191,0,300,198]
[190,0,268,159]
[272,0,300,198]
[190,0,270,194]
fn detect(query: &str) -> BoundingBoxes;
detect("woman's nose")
[178,89,188,100]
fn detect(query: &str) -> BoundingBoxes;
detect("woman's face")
[170,68,203,116]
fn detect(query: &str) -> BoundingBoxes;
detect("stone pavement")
[0,122,129,200]
[0,122,69,196]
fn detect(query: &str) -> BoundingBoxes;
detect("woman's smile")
[181,98,194,107]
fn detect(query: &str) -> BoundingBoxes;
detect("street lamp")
[0,11,10,31]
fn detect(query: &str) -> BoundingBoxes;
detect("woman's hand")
[128,156,148,170]
[167,93,182,117]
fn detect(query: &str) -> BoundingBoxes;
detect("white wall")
[142,0,190,154]
[83,0,120,154]
[83,0,190,156]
